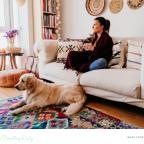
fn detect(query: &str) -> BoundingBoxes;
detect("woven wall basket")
[86,0,105,16]
[109,0,124,14]
[127,0,144,9]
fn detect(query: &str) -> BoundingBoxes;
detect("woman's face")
[92,20,104,33]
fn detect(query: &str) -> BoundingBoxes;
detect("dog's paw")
[10,110,19,115]
[61,107,68,112]
[64,111,72,116]
[10,111,17,115]
[9,105,17,110]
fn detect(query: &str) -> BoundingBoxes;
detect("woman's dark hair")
[94,17,111,32]
[94,17,106,29]
[105,19,111,32]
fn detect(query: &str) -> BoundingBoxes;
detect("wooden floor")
[0,87,144,128]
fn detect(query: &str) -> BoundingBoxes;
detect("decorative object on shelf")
[86,0,105,16]
[16,0,26,7]
[127,0,144,9]
[109,0,123,14]
[42,0,61,39]
[4,29,18,48]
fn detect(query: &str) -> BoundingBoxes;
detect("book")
[42,0,57,39]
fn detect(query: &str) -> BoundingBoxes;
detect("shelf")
[43,11,56,15]
[43,26,56,29]
[41,0,60,40]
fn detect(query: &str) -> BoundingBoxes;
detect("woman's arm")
[83,43,94,51]
[100,37,113,63]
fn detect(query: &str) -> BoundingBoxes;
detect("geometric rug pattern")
[0,96,138,129]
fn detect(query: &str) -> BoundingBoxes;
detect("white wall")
[61,0,144,39]
[33,0,42,42]
[18,0,34,55]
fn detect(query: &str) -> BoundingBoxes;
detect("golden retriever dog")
[9,73,86,116]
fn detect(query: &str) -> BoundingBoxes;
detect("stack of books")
[42,0,57,39]
[43,15,56,28]
[42,28,53,39]
[43,0,56,13]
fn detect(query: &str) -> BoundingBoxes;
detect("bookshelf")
[33,0,61,41]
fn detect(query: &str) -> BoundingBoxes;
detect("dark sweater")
[65,32,113,72]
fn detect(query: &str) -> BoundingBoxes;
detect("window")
[0,0,5,27]
[0,0,19,48]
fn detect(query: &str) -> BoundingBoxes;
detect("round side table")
[0,53,24,71]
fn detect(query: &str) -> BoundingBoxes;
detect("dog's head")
[15,73,36,91]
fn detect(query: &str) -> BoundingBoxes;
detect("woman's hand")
[83,43,94,51]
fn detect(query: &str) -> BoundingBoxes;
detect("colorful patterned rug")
[0,96,138,129]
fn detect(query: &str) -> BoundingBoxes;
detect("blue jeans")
[89,58,107,71]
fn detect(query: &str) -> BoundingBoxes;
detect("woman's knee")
[98,58,107,66]
[89,58,107,71]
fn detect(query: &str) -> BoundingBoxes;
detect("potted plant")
[4,29,18,48]
[3,29,21,53]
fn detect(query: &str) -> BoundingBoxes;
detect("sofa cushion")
[109,40,128,69]
[109,42,121,67]
[80,69,141,98]
[41,62,77,83]
[56,41,83,64]
[34,40,58,64]
[127,40,143,70]
[141,43,144,99]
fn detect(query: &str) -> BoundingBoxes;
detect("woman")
[64,17,113,73]
[105,19,111,33]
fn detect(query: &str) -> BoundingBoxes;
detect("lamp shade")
[16,0,26,6]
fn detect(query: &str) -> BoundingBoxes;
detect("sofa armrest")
[34,40,59,65]
[141,44,144,99]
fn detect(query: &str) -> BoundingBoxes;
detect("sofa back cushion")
[127,40,143,70]
[109,42,121,67]
[141,43,144,99]
[34,40,59,64]
[56,41,84,64]
[109,40,128,68]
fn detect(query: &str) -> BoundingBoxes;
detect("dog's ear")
[26,75,35,89]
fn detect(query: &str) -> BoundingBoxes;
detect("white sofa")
[34,38,144,108]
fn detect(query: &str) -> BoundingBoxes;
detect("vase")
[7,37,15,48]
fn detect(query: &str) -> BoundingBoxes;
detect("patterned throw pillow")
[57,41,84,64]
[127,40,143,70]
[59,38,84,42]
[109,41,128,69]
[108,42,121,67]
